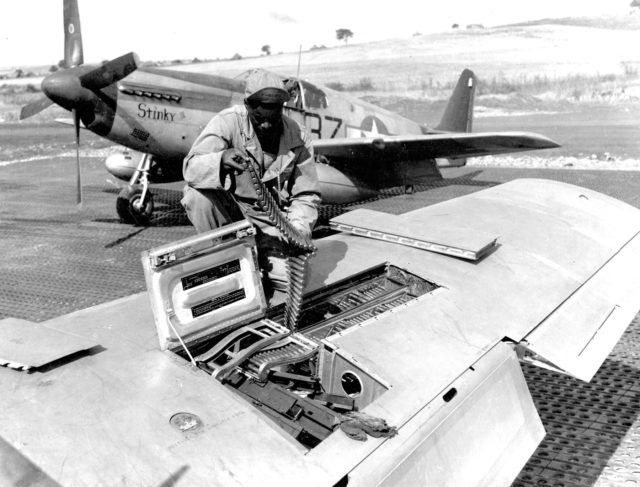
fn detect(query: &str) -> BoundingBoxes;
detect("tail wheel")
[116,186,154,225]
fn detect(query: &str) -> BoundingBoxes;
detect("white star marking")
[360,119,380,137]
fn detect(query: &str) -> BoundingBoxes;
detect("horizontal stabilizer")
[313,131,559,162]
[330,208,497,260]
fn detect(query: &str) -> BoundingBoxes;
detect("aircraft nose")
[41,69,91,110]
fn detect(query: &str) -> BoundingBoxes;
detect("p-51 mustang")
[21,0,558,224]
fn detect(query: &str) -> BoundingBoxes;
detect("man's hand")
[289,219,312,239]
[221,148,249,175]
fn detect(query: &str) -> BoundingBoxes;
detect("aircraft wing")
[1,179,640,487]
[312,131,559,161]
[325,179,640,383]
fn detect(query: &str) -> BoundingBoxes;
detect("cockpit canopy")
[236,69,328,111]
[283,78,328,110]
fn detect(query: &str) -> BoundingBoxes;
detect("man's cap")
[244,69,290,104]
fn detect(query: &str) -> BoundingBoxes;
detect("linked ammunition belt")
[242,154,316,331]
[246,333,319,381]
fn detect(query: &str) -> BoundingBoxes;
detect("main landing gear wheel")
[116,185,154,225]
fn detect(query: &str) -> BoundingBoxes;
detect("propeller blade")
[63,0,84,67]
[73,108,82,207]
[19,97,54,120]
[79,52,139,91]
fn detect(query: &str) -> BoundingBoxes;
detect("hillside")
[174,19,639,89]
[2,16,639,124]
[501,14,640,30]
[173,18,640,122]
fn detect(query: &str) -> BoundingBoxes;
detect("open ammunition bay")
[142,221,438,448]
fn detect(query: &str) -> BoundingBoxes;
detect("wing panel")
[518,230,640,381]
[0,436,60,487]
[330,208,497,260]
[0,295,336,487]
[312,132,559,162]
[4,178,640,484]
[347,343,544,487]
[320,179,640,381]
[0,318,98,370]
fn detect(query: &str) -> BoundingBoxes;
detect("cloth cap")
[244,69,290,103]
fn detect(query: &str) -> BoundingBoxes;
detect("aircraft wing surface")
[2,179,640,487]
[319,179,640,383]
[312,131,559,161]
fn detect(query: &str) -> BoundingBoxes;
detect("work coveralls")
[182,104,321,289]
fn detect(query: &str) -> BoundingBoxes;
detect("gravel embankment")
[469,154,640,171]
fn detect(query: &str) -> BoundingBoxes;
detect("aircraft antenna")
[296,44,302,79]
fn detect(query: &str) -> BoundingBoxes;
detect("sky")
[0,0,633,68]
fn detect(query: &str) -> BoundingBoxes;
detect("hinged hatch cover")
[0,318,98,371]
[330,209,497,260]
[142,220,267,351]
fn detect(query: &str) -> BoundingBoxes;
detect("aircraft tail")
[63,0,84,67]
[434,69,475,133]
[431,69,476,167]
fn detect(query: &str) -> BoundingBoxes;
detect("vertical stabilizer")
[63,0,84,67]
[435,69,475,133]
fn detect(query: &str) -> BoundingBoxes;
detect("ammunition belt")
[242,155,316,331]
[245,333,318,381]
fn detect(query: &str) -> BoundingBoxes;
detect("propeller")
[18,51,137,121]
[79,52,139,91]
[19,0,139,207]
[20,97,54,121]
[26,53,139,206]
[73,108,82,206]
[19,0,83,121]
[63,0,84,68]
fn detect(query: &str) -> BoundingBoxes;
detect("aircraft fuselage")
[96,66,436,206]
[106,67,423,166]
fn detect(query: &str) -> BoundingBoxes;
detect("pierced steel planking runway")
[1,157,640,486]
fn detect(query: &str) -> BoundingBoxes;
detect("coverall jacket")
[183,104,321,233]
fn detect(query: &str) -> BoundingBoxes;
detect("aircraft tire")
[116,186,154,225]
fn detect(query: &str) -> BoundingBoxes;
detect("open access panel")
[142,220,440,448]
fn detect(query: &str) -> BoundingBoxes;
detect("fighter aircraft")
[2,177,640,486]
[20,0,559,224]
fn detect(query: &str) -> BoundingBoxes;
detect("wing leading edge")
[312,131,559,162]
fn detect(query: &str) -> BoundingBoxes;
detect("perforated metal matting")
[2,158,640,486]
[515,318,640,487]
